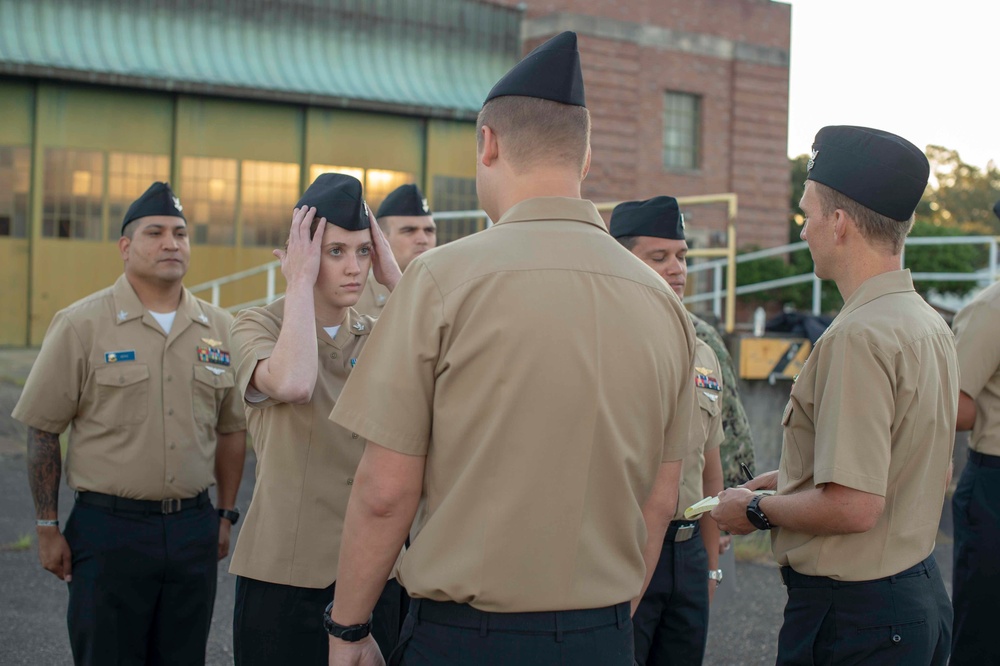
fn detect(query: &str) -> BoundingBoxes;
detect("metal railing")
[190,195,745,325]
[686,235,1000,317]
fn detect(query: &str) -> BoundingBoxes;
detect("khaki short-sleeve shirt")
[953,281,1000,455]
[227,300,375,588]
[331,197,699,612]
[353,271,391,317]
[772,270,958,580]
[12,274,245,500]
[675,340,725,521]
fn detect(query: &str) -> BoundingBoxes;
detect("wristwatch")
[218,507,241,526]
[746,494,772,531]
[323,602,372,642]
[708,569,724,585]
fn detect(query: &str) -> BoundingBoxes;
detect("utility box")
[739,337,811,382]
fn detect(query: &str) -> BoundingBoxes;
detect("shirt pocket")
[780,401,804,480]
[191,365,236,427]
[93,364,150,426]
[697,390,722,419]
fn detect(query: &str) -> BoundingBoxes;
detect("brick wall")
[491,0,792,251]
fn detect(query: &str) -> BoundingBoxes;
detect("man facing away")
[323,31,700,666]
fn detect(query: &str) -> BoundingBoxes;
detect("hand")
[218,518,232,560]
[708,578,718,604]
[37,527,72,582]
[367,208,402,293]
[710,487,757,535]
[718,534,732,555]
[328,635,385,666]
[274,206,324,288]
[743,470,778,492]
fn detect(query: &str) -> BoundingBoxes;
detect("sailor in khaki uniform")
[354,184,436,317]
[228,174,404,665]
[950,200,1000,665]
[13,182,247,666]
[324,32,699,666]
[611,197,725,666]
[712,126,955,665]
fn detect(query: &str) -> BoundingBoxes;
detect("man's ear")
[118,235,131,261]
[480,125,499,168]
[832,209,850,244]
[581,146,592,180]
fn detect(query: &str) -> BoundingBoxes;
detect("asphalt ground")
[0,348,955,665]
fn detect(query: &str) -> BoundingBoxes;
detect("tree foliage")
[917,146,1000,234]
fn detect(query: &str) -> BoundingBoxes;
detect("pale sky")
[785,0,999,168]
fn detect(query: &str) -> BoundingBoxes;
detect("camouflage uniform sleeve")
[691,315,756,488]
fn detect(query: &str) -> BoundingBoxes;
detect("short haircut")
[615,235,640,251]
[476,96,590,174]
[812,181,914,254]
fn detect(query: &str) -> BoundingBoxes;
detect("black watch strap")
[746,494,772,531]
[323,602,372,642]
[218,507,240,525]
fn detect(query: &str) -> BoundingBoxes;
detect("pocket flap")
[193,365,236,389]
[95,363,150,388]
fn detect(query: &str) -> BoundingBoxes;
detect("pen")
[741,462,754,483]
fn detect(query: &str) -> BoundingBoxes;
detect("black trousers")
[63,497,218,666]
[233,576,406,665]
[776,556,951,665]
[952,451,1000,665]
[388,597,634,666]
[632,522,708,665]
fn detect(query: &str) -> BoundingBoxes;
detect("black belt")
[409,598,629,634]
[666,520,699,543]
[75,489,210,515]
[968,450,1000,469]
[780,555,937,589]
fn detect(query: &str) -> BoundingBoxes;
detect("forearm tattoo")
[27,427,62,518]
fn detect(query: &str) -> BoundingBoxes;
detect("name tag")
[104,350,136,363]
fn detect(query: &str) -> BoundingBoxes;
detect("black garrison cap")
[484,31,586,107]
[121,182,185,234]
[806,126,929,222]
[610,196,685,240]
[376,184,432,218]
[296,173,370,231]
[993,199,1000,222]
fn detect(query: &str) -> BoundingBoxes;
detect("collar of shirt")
[837,269,916,321]
[111,273,210,331]
[289,302,372,350]
[491,197,608,233]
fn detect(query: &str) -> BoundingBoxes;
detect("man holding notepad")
[712,126,956,665]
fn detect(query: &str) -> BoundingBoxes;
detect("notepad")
[684,490,777,520]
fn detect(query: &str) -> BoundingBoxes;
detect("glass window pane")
[241,160,301,247]
[662,92,701,170]
[42,148,104,241]
[180,157,237,246]
[0,146,30,238]
[431,175,482,245]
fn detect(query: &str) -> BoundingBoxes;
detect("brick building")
[492,0,792,252]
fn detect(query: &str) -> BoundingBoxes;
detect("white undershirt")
[245,325,341,404]
[149,310,177,334]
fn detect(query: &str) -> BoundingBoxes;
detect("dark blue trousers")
[233,576,406,665]
[632,523,709,665]
[389,598,634,666]
[63,498,218,666]
[952,451,1000,665]
[777,556,951,665]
